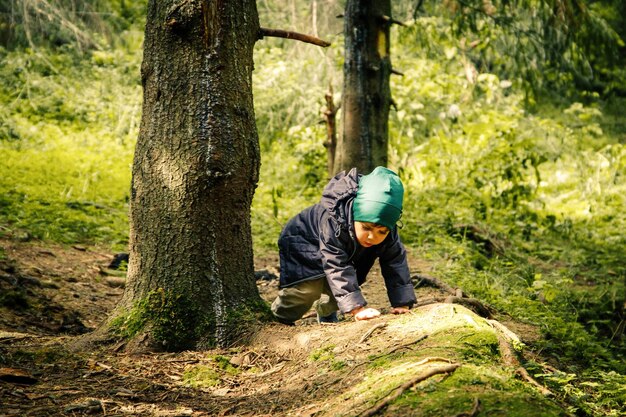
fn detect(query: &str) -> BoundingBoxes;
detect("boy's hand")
[390,306,410,315]
[351,307,381,321]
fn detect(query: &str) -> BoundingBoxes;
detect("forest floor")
[0,237,551,417]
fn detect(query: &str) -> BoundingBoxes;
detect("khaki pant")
[271,278,338,323]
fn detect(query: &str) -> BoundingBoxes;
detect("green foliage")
[527,363,626,416]
[425,0,626,97]
[0,34,141,249]
[0,0,147,51]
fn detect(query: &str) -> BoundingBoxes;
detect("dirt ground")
[0,237,539,416]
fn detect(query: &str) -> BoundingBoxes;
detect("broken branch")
[258,27,331,47]
[380,15,406,27]
[323,85,339,177]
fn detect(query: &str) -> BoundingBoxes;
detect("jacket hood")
[320,168,360,231]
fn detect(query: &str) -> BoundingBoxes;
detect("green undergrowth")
[0,39,141,249]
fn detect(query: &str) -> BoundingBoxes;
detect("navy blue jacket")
[278,168,417,314]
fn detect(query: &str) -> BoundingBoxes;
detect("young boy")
[271,166,417,324]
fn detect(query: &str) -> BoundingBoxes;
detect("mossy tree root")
[358,362,461,417]
[412,274,495,318]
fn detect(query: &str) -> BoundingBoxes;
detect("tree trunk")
[112,0,263,351]
[336,0,392,174]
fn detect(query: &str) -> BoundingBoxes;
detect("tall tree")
[334,0,393,174]
[112,0,263,351]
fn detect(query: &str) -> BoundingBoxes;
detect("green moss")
[328,310,568,416]
[220,298,273,345]
[110,288,215,350]
[392,365,566,417]
[110,289,271,350]
[345,361,565,417]
[182,354,240,388]
[309,344,346,371]
[309,345,336,362]
[183,365,221,388]
[10,346,73,365]
[454,329,501,363]
[211,354,240,375]
[0,289,29,309]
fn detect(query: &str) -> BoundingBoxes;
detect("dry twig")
[358,323,387,345]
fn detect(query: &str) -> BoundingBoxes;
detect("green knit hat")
[353,166,404,230]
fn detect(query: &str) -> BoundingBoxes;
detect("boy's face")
[354,221,390,247]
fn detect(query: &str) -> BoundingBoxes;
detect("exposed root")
[488,319,524,367]
[386,334,429,355]
[444,296,494,319]
[413,274,495,318]
[515,367,553,397]
[413,274,459,296]
[333,335,430,386]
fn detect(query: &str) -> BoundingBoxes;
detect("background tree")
[334,0,395,174]
[111,0,264,351]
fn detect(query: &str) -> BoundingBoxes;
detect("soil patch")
[0,238,543,416]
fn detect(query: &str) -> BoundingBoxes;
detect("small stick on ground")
[252,362,286,378]
[386,334,429,355]
[358,323,387,345]
[336,336,431,386]
[359,362,461,417]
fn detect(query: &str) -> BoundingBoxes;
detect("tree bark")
[336,0,392,174]
[114,0,263,351]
